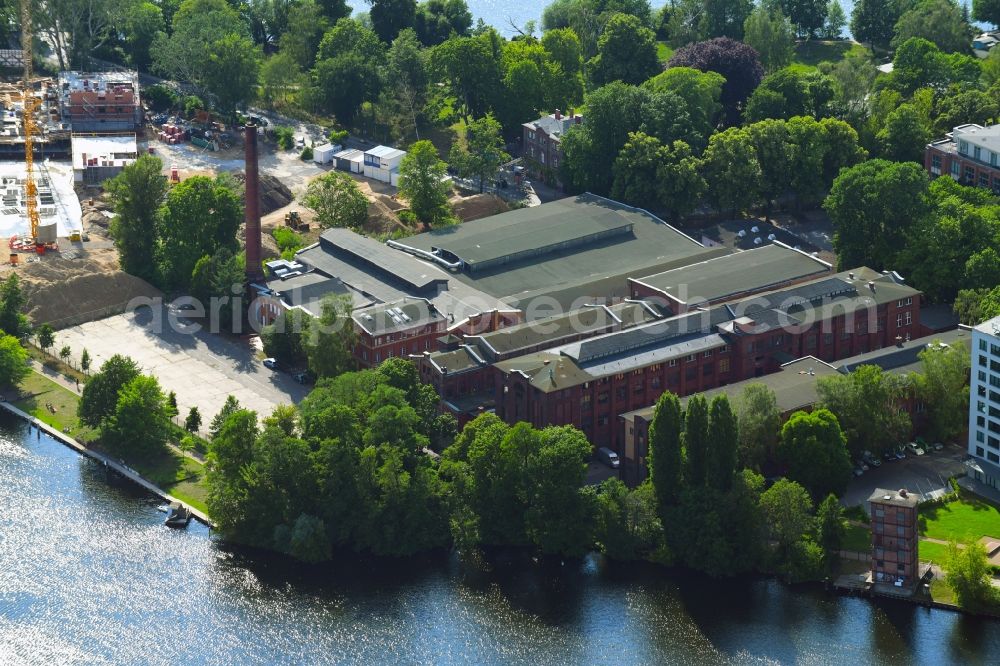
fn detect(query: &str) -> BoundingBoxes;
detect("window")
[806,335,816,349]
[979,431,987,443]
[981,172,991,188]
[897,314,903,327]
[598,392,609,404]
[990,436,1000,450]
[960,140,969,154]
[772,334,783,347]
[721,345,731,354]
[540,152,545,164]
[875,508,885,518]
[965,166,975,182]
[978,446,986,457]
[597,415,609,426]
[685,367,697,381]
[951,161,961,176]
[668,359,677,367]
[990,452,1000,464]
[905,312,912,326]
[931,154,941,171]
[992,152,998,167]
[703,363,713,376]
[897,525,904,536]
[974,146,982,160]
[651,376,661,389]
[703,350,713,358]
[685,354,696,363]
[719,358,730,373]
[824,333,833,345]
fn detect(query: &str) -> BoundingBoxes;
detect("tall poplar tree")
[647,391,683,510]
[683,394,710,487]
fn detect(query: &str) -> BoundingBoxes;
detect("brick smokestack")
[244,122,264,283]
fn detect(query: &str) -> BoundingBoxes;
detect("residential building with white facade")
[968,314,1000,489]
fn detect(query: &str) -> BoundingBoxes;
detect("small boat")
[164,501,193,528]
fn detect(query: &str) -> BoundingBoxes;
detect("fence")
[839,550,872,563]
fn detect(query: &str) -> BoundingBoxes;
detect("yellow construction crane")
[19,0,40,250]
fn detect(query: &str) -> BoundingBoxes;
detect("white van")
[597,447,620,469]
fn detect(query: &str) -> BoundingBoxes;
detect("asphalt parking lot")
[52,304,309,435]
[841,445,968,511]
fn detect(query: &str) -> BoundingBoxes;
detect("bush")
[398,210,419,226]
[300,146,314,161]
[145,85,178,112]
[843,505,870,524]
[183,95,205,117]
[328,128,348,144]
[274,126,295,150]
[272,226,303,252]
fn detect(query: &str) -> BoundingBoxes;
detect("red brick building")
[925,123,1000,193]
[522,109,582,187]
[870,488,920,589]
[492,267,921,453]
[352,299,447,368]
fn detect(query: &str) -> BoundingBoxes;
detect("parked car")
[933,442,944,451]
[855,458,869,471]
[597,447,620,469]
[883,452,895,462]
[915,437,930,453]
[907,441,925,456]
[263,357,278,370]
[853,467,864,477]
[895,449,906,460]
[863,451,881,467]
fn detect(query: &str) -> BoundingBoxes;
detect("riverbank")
[0,371,214,527]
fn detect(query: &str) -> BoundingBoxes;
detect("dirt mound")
[232,171,294,214]
[451,194,510,222]
[19,259,162,327]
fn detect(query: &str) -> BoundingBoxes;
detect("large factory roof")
[632,243,831,306]
[315,228,446,292]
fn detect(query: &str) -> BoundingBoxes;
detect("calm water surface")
[1,413,998,665]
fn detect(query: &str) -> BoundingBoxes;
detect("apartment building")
[968,315,1000,489]
[522,109,582,187]
[925,123,1000,193]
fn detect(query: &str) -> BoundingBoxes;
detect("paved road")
[52,305,309,431]
[841,445,967,511]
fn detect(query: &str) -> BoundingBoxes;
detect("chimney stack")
[244,122,264,284]
[554,108,561,120]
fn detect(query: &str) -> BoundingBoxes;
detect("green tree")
[261,53,303,107]
[701,0,754,39]
[644,67,725,149]
[823,159,930,270]
[303,294,357,378]
[430,33,502,120]
[743,6,795,73]
[167,390,179,420]
[285,513,332,562]
[974,0,1000,27]
[203,34,261,116]
[760,478,814,554]
[892,0,972,53]
[151,0,248,86]
[107,155,168,283]
[35,323,55,354]
[611,132,666,210]
[79,355,142,428]
[206,408,260,535]
[647,391,683,509]
[382,29,431,139]
[966,248,1000,291]
[946,540,999,609]
[780,0,829,36]
[80,348,91,374]
[706,395,738,492]
[817,364,911,457]
[744,68,835,123]
[778,409,852,500]
[735,383,780,470]
[0,333,29,387]
[302,172,369,229]
[415,0,473,45]
[369,0,417,42]
[877,103,931,163]
[823,0,847,37]
[103,375,172,452]
[701,127,762,216]
[398,140,452,226]
[449,114,509,193]
[683,394,710,488]
[916,340,971,442]
[850,0,902,48]
[261,308,311,368]
[59,345,71,365]
[124,2,165,70]
[588,13,660,86]
[157,176,242,289]
[0,274,28,340]
[747,119,794,216]
[185,406,202,432]
[210,395,242,439]
[595,479,668,562]
[816,493,845,565]
[656,140,707,222]
[279,0,330,68]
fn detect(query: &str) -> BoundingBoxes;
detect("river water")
[345,0,980,39]
[1,413,999,665]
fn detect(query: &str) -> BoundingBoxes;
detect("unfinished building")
[0,79,71,159]
[58,71,142,133]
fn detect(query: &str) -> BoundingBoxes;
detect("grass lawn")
[27,346,87,383]
[792,40,868,69]
[919,492,1000,544]
[12,371,95,442]
[13,370,211,515]
[930,578,958,605]
[919,539,954,564]
[842,522,870,552]
[657,41,673,64]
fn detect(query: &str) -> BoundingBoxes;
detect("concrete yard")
[52,304,309,431]
[841,445,968,511]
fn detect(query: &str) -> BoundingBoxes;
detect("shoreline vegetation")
[12,350,1000,618]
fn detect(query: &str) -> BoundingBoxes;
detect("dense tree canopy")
[778,409,852,500]
[668,38,765,124]
[303,172,370,229]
